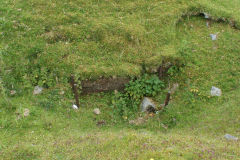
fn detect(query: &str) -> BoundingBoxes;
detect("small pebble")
[210,34,217,41]
[72,104,78,110]
[24,108,30,117]
[10,90,16,95]
[93,108,101,115]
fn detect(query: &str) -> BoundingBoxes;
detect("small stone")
[33,86,43,95]
[203,13,210,19]
[140,97,156,113]
[93,108,101,115]
[59,90,65,95]
[72,104,78,110]
[224,134,238,141]
[10,90,16,95]
[210,34,217,40]
[211,86,222,96]
[24,108,30,117]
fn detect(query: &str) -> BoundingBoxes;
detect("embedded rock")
[93,108,101,115]
[140,97,156,113]
[224,134,238,141]
[33,86,43,95]
[211,86,222,96]
[72,104,78,110]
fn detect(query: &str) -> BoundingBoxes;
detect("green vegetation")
[112,75,165,119]
[1,0,240,87]
[1,0,240,159]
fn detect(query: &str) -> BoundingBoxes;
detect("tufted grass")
[1,0,240,80]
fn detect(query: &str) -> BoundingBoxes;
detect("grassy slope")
[1,16,240,160]
[1,0,240,81]
[1,0,240,159]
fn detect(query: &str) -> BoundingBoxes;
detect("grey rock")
[224,134,238,141]
[93,108,101,115]
[140,97,156,112]
[203,13,210,19]
[33,86,43,95]
[211,86,222,96]
[210,34,217,40]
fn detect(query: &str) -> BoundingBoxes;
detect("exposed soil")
[157,61,173,80]
[81,77,131,94]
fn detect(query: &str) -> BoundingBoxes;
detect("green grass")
[1,0,240,84]
[1,0,240,159]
